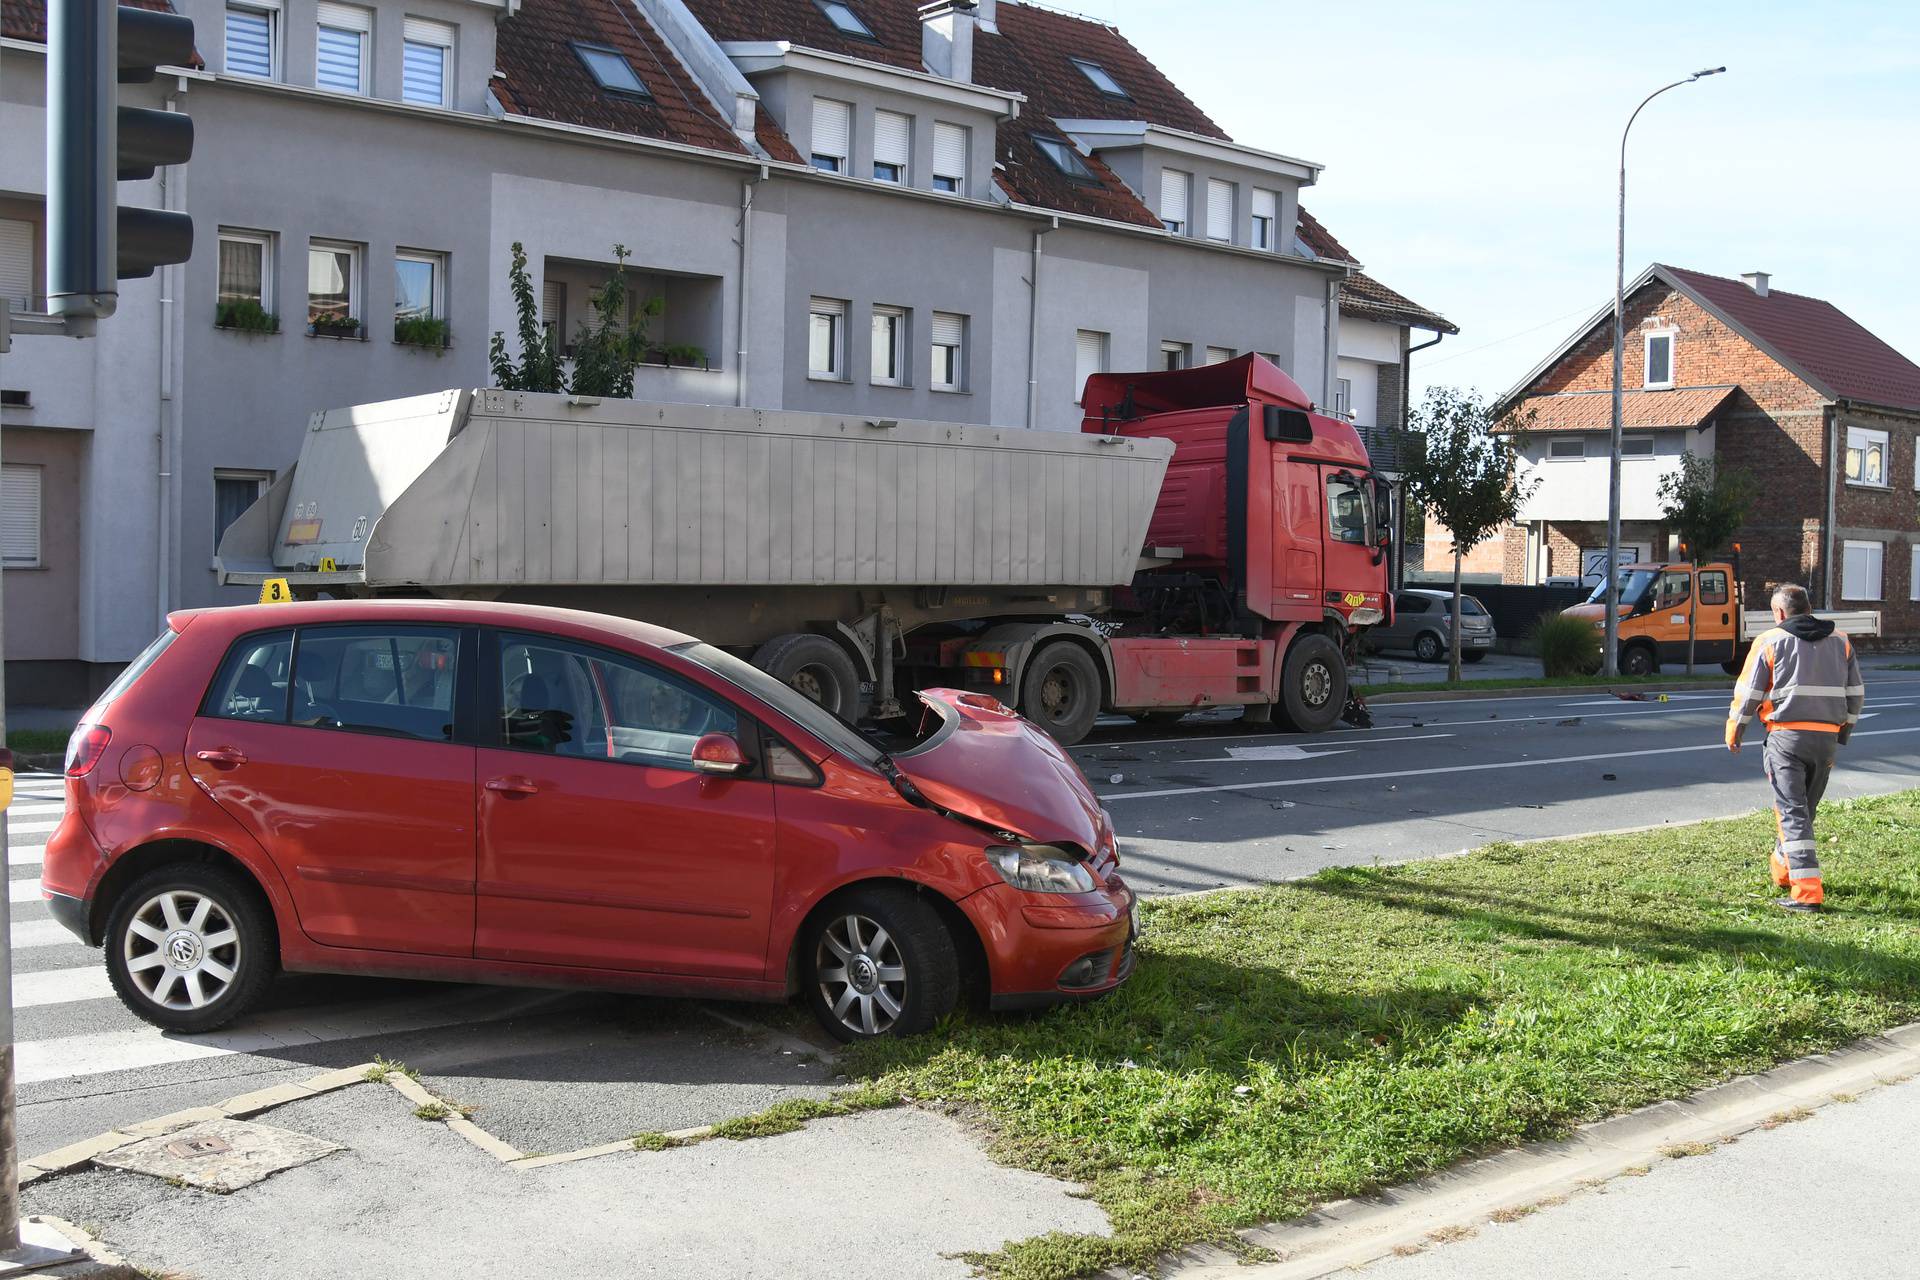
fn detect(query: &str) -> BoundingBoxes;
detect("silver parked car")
[1369,588,1497,663]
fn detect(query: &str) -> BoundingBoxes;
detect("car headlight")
[985,844,1095,894]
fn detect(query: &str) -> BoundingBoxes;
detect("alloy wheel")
[815,913,907,1036]
[121,889,243,1012]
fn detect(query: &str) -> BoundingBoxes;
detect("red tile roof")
[981,2,1226,140]
[1509,386,1736,433]
[1659,265,1920,413]
[493,0,748,155]
[677,0,926,70]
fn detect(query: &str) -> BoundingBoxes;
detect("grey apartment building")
[0,0,1452,700]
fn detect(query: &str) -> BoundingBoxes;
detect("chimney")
[1741,271,1770,298]
[920,0,976,82]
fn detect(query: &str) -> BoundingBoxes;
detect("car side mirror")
[692,733,749,776]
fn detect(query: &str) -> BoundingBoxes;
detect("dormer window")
[1070,58,1129,99]
[815,0,878,40]
[1033,134,1097,184]
[1644,330,1674,389]
[573,44,650,99]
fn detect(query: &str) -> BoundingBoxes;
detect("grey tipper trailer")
[219,388,1173,729]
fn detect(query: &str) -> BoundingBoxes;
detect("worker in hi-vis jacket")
[1726,583,1866,912]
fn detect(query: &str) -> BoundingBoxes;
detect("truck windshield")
[1326,475,1371,545]
[675,642,886,768]
[1587,569,1660,608]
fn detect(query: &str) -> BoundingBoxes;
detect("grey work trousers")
[1764,728,1838,901]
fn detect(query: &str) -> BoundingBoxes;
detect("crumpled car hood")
[888,689,1109,855]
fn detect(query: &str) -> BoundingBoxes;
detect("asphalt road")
[10,662,1919,1159]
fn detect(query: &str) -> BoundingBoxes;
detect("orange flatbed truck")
[1561,560,1880,675]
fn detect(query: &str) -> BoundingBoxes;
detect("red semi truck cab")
[1078,354,1393,731]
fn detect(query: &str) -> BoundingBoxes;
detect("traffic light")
[47,1,195,321]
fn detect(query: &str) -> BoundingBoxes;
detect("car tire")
[1620,643,1657,677]
[803,887,960,1042]
[1461,651,1487,664]
[1277,633,1347,733]
[752,633,865,722]
[1019,642,1102,745]
[1413,631,1443,663]
[104,863,276,1034]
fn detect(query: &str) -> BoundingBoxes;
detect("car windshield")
[1586,569,1660,607]
[674,642,886,769]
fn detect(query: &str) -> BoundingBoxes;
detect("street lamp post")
[1604,65,1726,676]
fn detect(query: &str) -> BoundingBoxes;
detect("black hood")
[1781,613,1835,642]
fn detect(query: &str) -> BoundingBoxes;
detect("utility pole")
[1604,66,1725,675]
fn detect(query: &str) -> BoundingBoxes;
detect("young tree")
[1657,451,1754,673]
[487,242,564,393]
[1396,389,1539,680]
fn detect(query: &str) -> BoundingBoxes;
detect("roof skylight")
[1071,57,1129,98]
[573,43,650,98]
[816,0,878,40]
[1033,134,1098,183]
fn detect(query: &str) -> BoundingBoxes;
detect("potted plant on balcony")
[214,299,280,334]
[394,314,450,352]
[309,313,362,339]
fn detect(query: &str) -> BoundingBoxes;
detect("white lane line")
[12,966,113,1009]
[10,879,46,904]
[16,987,569,1086]
[6,845,46,869]
[12,920,82,950]
[1179,734,1456,764]
[1098,725,1920,803]
[1076,702,1728,752]
[3,819,58,836]
[1,803,66,818]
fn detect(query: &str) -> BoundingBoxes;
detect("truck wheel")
[752,633,864,721]
[1277,633,1347,733]
[1019,642,1102,745]
[1620,642,1657,677]
[1413,632,1443,663]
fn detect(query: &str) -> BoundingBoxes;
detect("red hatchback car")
[43,600,1137,1040]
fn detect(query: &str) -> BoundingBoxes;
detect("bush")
[214,299,279,333]
[1532,609,1600,676]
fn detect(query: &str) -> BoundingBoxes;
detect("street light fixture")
[1603,65,1726,677]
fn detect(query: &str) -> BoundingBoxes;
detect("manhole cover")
[97,1119,341,1193]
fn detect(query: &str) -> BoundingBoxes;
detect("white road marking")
[12,965,113,1009]
[1218,745,1354,763]
[3,819,59,836]
[16,988,570,1086]
[1,803,66,817]
[6,845,46,868]
[1078,703,1716,752]
[12,919,82,950]
[10,879,45,904]
[1098,725,1920,803]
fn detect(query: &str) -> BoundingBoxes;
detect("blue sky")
[1107,0,1920,405]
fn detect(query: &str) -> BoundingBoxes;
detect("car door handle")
[485,777,539,797]
[194,748,247,768]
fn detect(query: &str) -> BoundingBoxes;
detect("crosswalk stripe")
[4,819,58,836]
[16,987,568,1085]
[12,965,112,1009]
[12,919,82,950]
[2,803,65,817]
[6,845,46,869]
[10,879,45,904]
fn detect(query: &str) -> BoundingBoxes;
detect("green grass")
[5,728,70,755]
[1356,672,1731,696]
[1879,662,1920,671]
[706,1084,901,1140]
[842,790,1920,1280]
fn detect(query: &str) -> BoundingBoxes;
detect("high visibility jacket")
[1726,614,1864,747]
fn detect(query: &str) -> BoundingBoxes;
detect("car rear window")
[89,627,179,717]
[1461,597,1488,616]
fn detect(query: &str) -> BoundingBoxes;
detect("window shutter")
[813,99,851,162]
[931,312,964,347]
[874,110,910,168]
[1206,179,1233,241]
[317,2,369,30]
[403,16,453,45]
[225,7,273,77]
[1074,330,1107,402]
[1160,170,1189,229]
[1252,189,1277,224]
[1206,346,1233,365]
[2,465,41,566]
[542,279,566,325]
[932,122,967,182]
[1251,188,1277,247]
[0,219,33,306]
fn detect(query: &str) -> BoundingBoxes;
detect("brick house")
[1486,264,1920,637]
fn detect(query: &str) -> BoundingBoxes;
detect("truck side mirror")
[1263,404,1313,443]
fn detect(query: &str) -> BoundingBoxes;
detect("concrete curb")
[1131,1023,1920,1280]
[15,1217,141,1279]
[1361,679,1731,705]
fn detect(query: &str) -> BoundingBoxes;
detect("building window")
[217,228,274,319]
[1845,425,1888,487]
[870,305,906,386]
[932,122,967,193]
[1911,543,1920,602]
[573,43,650,98]
[1333,377,1351,415]
[1,464,40,568]
[402,17,455,107]
[1549,437,1585,459]
[811,98,851,173]
[542,279,567,349]
[1073,329,1108,406]
[814,0,877,40]
[213,470,272,553]
[930,311,965,391]
[1842,539,1883,601]
[315,3,370,94]
[395,250,445,341]
[307,240,361,336]
[1034,134,1097,184]
[1643,331,1673,388]
[873,110,910,183]
[1205,346,1235,365]
[1070,57,1129,98]
[1251,189,1277,251]
[1161,341,1190,371]
[1205,178,1234,243]
[809,297,846,380]
[1159,169,1190,234]
[1620,435,1655,457]
[225,2,277,79]
[1,218,36,309]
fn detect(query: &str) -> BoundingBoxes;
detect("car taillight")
[65,724,112,778]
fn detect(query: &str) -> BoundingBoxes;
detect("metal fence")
[1458,583,1591,648]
